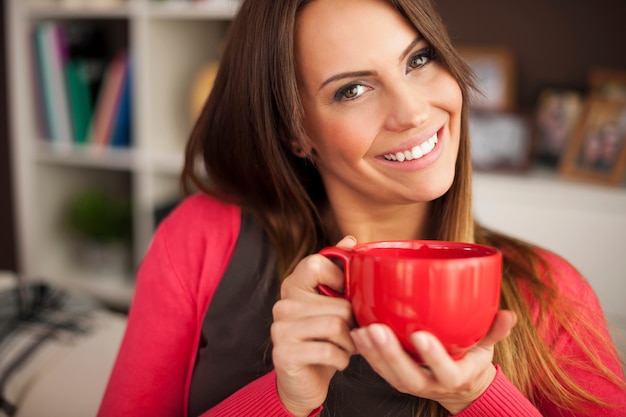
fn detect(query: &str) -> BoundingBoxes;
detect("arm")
[98,195,241,416]
[455,366,542,417]
[98,194,324,417]
[533,252,626,417]
[97,228,206,416]
[200,371,322,417]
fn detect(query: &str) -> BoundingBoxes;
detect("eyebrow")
[399,35,424,61]
[317,35,424,91]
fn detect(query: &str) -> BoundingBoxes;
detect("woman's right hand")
[271,236,357,417]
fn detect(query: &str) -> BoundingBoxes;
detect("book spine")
[109,58,132,148]
[66,59,93,145]
[30,28,51,140]
[40,22,74,147]
[87,51,129,149]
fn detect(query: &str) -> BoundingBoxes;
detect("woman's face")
[295,0,462,212]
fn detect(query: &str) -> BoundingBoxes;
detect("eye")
[408,48,436,70]
[334,83,368,102]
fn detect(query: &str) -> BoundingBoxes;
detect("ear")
[289,140,309,158]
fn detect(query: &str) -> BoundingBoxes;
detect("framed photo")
[589,67,626,102]
[469,112,533,171]
[458,47,516,112]
[533,89,584,167]
[559,97,626,185]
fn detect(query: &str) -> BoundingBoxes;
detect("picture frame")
[559,97,626,185]
[533,88,584,167]
[469,112,533,172]
[589,67,626,102]
[457,46,516,113]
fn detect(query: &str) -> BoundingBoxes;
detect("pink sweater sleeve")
[97,194,320,417]
[201,371,322,417]
[531,252,626,416]
[456,366,542,416]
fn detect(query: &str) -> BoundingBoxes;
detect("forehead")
[295,0,418,79]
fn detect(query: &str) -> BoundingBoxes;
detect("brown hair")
[182,0,624,415]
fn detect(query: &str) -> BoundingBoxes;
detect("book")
[109,58,132,148]
[87,51,129,149]
[32,22,74,147]
[62,23,111,145]
[65,59,93,145]
[29,29,50,140]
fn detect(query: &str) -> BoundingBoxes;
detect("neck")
[323,201,430,244]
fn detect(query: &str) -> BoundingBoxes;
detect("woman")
[98,0,626,416]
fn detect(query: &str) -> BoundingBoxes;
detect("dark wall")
[0,2,17,271]
[436,0,626,111]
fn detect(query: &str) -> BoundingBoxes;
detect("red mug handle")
[317,246,352,299]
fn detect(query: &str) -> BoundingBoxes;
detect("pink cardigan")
[98,193,626,416]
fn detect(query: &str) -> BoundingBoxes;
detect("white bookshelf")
[6,0,240,310]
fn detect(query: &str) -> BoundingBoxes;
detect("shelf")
[35,141,136,171]
[147,0,241,19]
[22,2,133,19]
[6,0,236,309]
[473,167,626,215]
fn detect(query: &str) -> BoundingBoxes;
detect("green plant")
[65,189,132,244]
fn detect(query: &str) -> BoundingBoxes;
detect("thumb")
[335,235,357,250]
[478,310,517,348]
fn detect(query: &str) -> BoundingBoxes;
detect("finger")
[275,339,353,372]
[335,235,357,249]
[282,254,345,296]
[410,331,460,387]
[272,314,357,355]
[419,311,516,384]
[352,324,432,392]
[476,310,517,349]
[272,296,354,324]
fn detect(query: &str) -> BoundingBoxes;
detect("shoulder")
[146,193,242,294]
[160,192,241,233]
[533,248,597,304]
[156,193,242,251]
[524,247,610,346]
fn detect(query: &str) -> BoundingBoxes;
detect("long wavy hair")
[182,0,624,415]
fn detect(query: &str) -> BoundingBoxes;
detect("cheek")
[305,108,370,160]
[436,72,463,116]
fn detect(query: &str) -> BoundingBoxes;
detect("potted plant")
[64,188,133,276]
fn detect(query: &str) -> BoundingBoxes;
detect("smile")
[382,133,438,162]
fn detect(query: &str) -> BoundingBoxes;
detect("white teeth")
[412,145,423,159]
[383,133,438,162]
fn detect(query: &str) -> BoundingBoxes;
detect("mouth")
[382,132,438,162]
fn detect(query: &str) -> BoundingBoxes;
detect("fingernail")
[412,332,430,351]
[370,324,388,344]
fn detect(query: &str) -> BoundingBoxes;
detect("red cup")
[319,240,502,362]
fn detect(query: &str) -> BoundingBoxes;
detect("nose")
[382,82,429,132]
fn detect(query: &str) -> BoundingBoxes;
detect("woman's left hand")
[350,310,517,415]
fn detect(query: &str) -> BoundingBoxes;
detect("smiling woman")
[294,0,462,224]
[97,1,626,416]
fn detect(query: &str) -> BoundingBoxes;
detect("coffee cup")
[319,240,502,362]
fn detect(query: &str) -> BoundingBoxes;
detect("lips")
[382,132,438,162]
